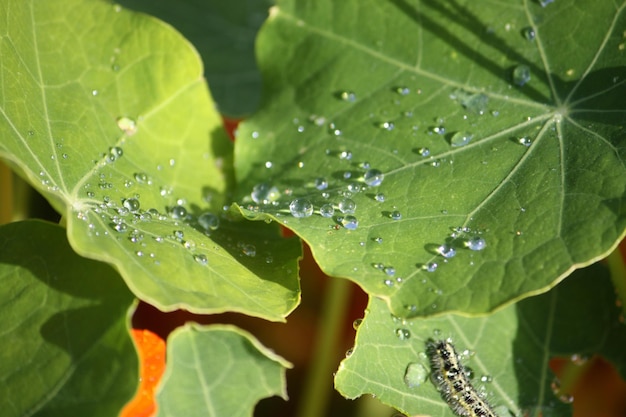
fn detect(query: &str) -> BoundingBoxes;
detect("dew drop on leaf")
[198,212,220,231]
[467,236,486,251]
[193,254,208,266]
[512,65,531,86]
[320,203,335,218]
[289,198,314,218]
[122,198,140,212]
[342,215,358,230]
[375,193,385,202]
[251,183,280,204]
[395,328,411,340]
[417,147,430,157]
[517,136,532,147]
[363,169,384,186]
[450,131,473,147]
[338,198,356,214]
[339,91,357,102]
[521,26,536,41]
[314,177,329,190]
[437,244,457,258]
[169,205,187,219]
[390,210,402,220]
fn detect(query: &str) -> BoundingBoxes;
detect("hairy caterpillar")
[426,339,498,417]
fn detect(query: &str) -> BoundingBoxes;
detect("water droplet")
[194,254,208,265]
[339,150,353,160]
[320,203,335,218]
[251,183,280,205]
[92,89,99,96]
[134,172,151,184]
[450,131,473,147]
[517,136,532,147]
[338,198,356,214]
[353,318,362,329]
[512,65,531,86]
[390,210,402,220]
[289,198,314,218]
[521,26,536,41]
[424,262,438,272]
[343,171,352,179]
[378,121,395,131]
[431,126,445,135]
[341,215,358,230]
[539,0,554,6]
[404,363,427,388]
[383,266,396,276]
[122,198,140,212]
[251,131,259,139]
[363,169,384,186]
[264,161,273,168]
[107,146,123,162]
[373,237,383,244]
[198,212,220,231]
[383,279,394,287]
[170,205,187,219]
[480,375,493,383]
[467,236,486,251]
[113,223,127,233]
[375,193,385,202]
[339,91,357,102]
[395,328,411,340]
[395,86,410,95]
[239,243,257,257]
[417,147,430,157]
[314,177,329,190]
[116,116,137,136]
[437,244,456,258]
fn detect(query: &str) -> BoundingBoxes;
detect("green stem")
[606,247,626,318]
[0,161,13,224]
[296,276,353,417]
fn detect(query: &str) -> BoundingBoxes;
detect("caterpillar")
[426,338,498,417]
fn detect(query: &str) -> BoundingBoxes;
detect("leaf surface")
[0,0,301,320]
[334,263,626,417]
[0,221,136,417]
[235,0,626,317]
[156,324,291,417]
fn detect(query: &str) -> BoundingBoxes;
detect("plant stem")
[606,246,626,318]
[296,276,353,417]
[0,161,13,224]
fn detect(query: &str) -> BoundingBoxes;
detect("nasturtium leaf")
[156,324,291,417]
[117,0,272,117]
[0,0,300,320]
[335,263,626,417]
[234,0,626,317]
[0,221,136,417]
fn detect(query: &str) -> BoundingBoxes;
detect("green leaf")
[156,324,291,417]
[0,0,300,320]
[117,0,272,117]
[234,0,626,317]
[334,263,626,417]
[0,220,136,417]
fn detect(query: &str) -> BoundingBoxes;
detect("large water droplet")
[194,254,208,265]
[107,146,123,162]
[395,328,411,340]
[122,197,140,212]
[170,205,187,220]
[417,147,430,157]
[437,244,456,258]
[450,131,473,147]
[320,203,335,218]
[467,236,486,251]
[289,198,314,218]
[363,169,384,186]
[251,183,280,205]
[338,198,356,214]
[521,26,536,41]
[404,362,428,388]
[512,65,531,86]
[314,177,329,190]
[517,136,532,147]
[375,193,385,202]
[342,215,359,230]
[390,210,402,220]
[198,212,220,231]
